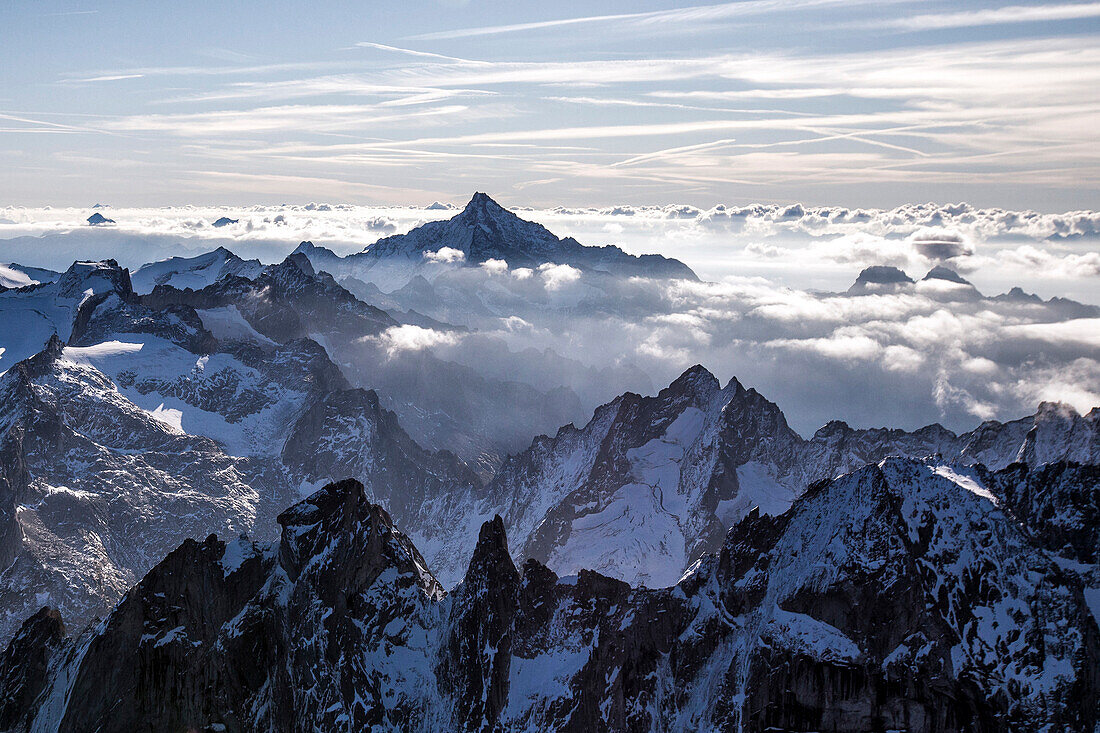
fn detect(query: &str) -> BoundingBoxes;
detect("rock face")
[2,465,1096,731]
[0,607,64,731]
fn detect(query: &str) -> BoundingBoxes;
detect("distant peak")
[816,419,853,435]
[922,265,970,285]
[86,212,115,226]
[847,265,915,295]
[855,265,913,285]
[996,286,1043,304]
[1035,401,1080,420]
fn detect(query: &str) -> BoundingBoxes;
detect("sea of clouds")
[2,200,1097,435]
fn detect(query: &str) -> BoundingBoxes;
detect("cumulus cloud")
[364,324,462,356]
[1000,246,1100,279]
[480,258,508,274]
[537,262,582,290]
[424,246,467,264]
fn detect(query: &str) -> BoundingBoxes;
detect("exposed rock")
[0,607,65,731]
[5,464,1096,731]
[85,213,114,226]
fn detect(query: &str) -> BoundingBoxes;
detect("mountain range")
[0,193,1096,731]
[0,461,1095,731]
[0,254,1095,642]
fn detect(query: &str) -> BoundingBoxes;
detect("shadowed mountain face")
[1,468,1095,732]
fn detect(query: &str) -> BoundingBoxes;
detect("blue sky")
[2,0,1099,209]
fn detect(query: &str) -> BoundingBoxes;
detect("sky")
[2,0,1100,210]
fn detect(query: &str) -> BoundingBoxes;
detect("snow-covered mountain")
[483,365,1100,587]
[143,252,397,346]
[2,464,1095,731]
[0,252,1096,681]
[2,263,1096,643]
[0,259,481,643]
[140,252,584,476]
[0,260,132,373]
[0,264,58,290]
[129,246,262,294]
[295,192,697,292]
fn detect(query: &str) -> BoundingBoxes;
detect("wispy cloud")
[102,103,477,135]
[63,73,146,84]
[407,0,899,40]
[867,1,1100,31]
[61,60,347,84]
[8,1,1100,209]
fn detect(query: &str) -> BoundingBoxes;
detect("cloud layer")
[1,199,1097,438]
[3,200,1097,301]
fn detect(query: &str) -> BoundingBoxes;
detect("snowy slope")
[0,260,130,373]
[130,246,262,294]
[0,264,59,289]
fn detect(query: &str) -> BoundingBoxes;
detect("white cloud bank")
[3,200,1097,302]
[1,199,1096,435]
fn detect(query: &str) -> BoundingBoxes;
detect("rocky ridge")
[1,464,1095,732]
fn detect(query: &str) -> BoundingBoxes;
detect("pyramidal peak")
[346,191,698,280]
[460,191,508,217]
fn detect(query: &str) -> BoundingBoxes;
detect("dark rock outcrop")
[0,607,65,731]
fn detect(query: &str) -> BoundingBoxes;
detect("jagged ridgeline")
[1,466,1096,732]
[0,196,1098,731]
